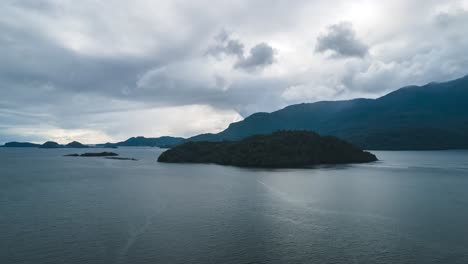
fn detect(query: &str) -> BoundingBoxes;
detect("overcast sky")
[1,0,468,144]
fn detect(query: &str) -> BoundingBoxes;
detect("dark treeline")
[158,131,377,168]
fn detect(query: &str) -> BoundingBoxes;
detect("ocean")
[1,148,467,263]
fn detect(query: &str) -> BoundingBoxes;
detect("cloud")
[235,43,275,72]
[1,0,468,143]
[315,22,368,58]
[0,95,244,144]
[207,31,275,72]
[206,30,245,59]
[134,58,289,114]
[435,7,468,25]
[2,127,114,145]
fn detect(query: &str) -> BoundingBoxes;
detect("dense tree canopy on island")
[158,131,377,168]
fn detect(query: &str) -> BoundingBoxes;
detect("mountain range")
[187,75,468,150]
[1,137,185,149]
[3,141,90,148]
[2,76,468,150]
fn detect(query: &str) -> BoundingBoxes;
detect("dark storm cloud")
[224,40,245,58]
[207,31,275,72]
[315,22,368,58]
[206,31,245,58]
[235,43,275,72]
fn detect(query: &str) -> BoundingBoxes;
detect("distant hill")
[100,136,185,148]
[159,131,377,168]
[2,137,185,149]
[2,142,40,148]
[65,141,89,148]
[188,75,468,150]
[40,141,62,148]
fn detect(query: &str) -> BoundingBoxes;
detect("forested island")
[158,131,377,168]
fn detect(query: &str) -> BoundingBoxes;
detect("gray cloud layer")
[316,22,368,58]
[206,30,245,59]
[235,43,275,72]
[1,0,468,143]
[207,31,276,72]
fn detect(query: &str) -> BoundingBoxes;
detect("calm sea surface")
[1,148,468,264]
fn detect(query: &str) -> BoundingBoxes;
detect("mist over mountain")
[188,76,468,150]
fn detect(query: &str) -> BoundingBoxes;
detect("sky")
[1,0,468,144]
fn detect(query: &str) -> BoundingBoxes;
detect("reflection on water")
[1,148,468,264]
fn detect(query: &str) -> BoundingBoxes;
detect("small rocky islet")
[64,152,137,161]
[64,152,118,157]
